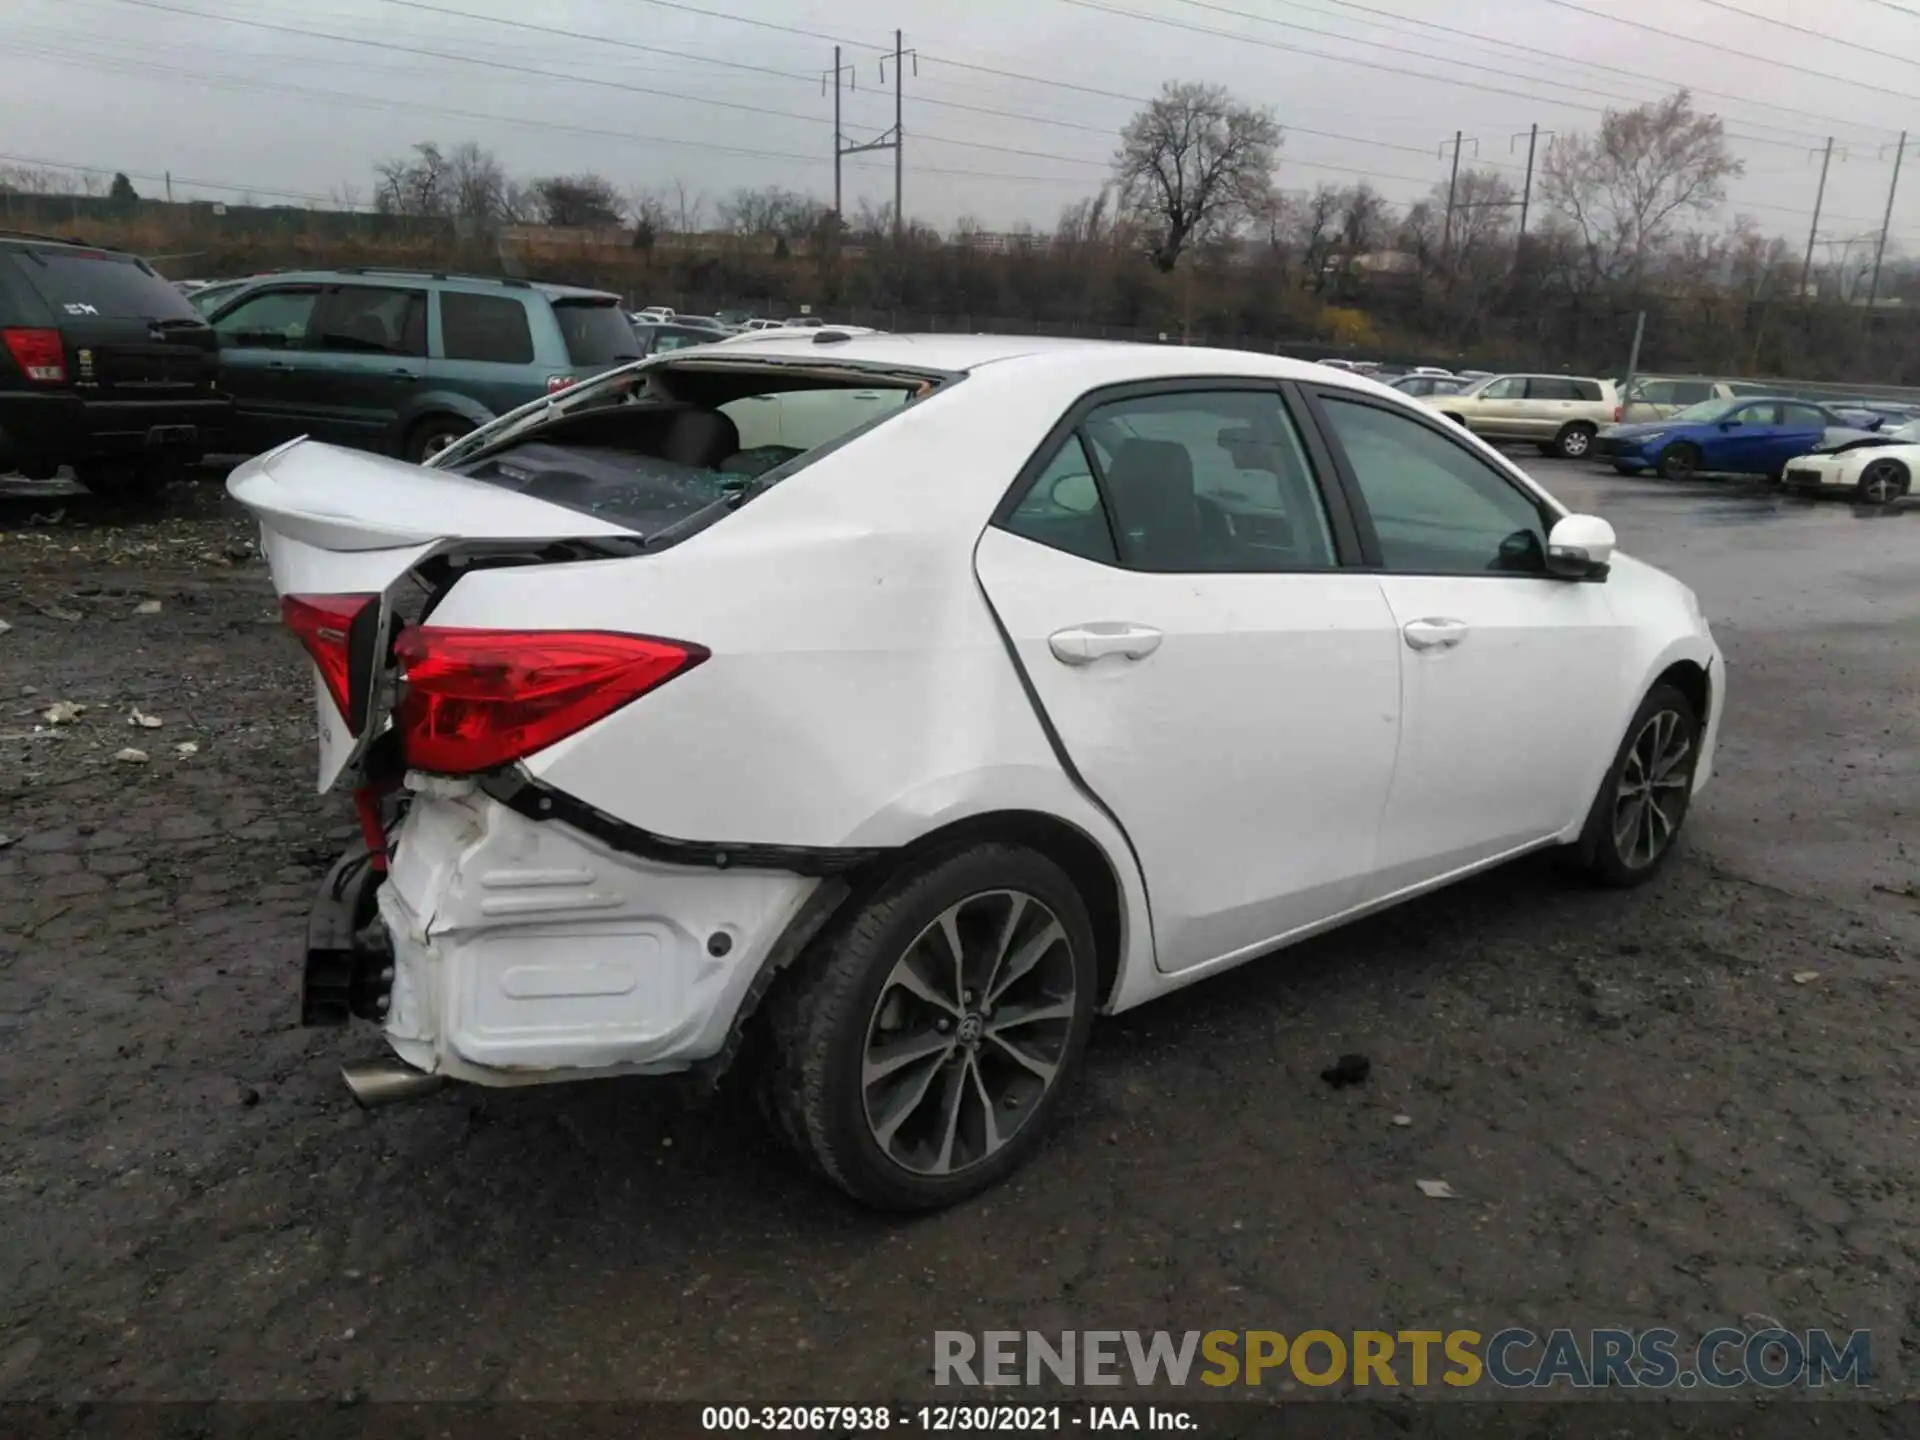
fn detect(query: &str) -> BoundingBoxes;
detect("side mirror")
[1546,513,1615,581]
[1718,419,1740,430]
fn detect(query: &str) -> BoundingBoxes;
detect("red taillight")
[282,593,377,733]
[393,628,706,775]
[2,328,66,383]
[1613,405,1623,423]
[546,374,575,393]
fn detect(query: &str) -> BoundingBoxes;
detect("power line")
[4,43,1091,186]
[0,150,336,205]
[96,0,1120,171]
[1265,0,1886,142]
[1536,0,1920,104]
[1687,0,1917,63]
[1168,0,1876,147]
[360,0,1452,163]
[1053,0,1875,150]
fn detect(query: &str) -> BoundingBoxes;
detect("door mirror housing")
[1546,513,1615,581]
[1718,419,1740,430]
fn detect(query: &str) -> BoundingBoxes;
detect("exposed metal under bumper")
[341,1059,446,1108]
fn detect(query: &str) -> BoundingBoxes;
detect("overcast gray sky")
[7,0,1920,253]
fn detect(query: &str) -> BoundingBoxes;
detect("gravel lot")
[0,459,1916,1404]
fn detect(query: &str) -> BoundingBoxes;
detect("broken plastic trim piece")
[476,770,887,877]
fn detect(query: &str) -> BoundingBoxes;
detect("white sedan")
[230,337,1723,1210]
[1781,421,1919,503]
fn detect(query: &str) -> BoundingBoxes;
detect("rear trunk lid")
[229,438,641,791]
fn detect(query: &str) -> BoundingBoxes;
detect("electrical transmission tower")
[827,32,915,239]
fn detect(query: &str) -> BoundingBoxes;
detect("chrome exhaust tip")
[341,1059,445,1109]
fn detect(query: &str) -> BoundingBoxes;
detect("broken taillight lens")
[393,628,707,775]
[282,593,378,733]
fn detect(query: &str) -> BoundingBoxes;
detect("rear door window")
[439,292,534,364]
[1671,381,1715,404]
[309,285,427,357]
[1526,377,1579,401]
[553,299,642,366]
[7,249,199,320]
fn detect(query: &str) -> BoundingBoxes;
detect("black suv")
[0,232,230,495]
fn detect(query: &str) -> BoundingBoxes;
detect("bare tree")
[533,173,623,228]
[1288,185,1344,291]
[720,186,831,240]
[1815,230,1884,303]
[1433,168,1518,263]
[373,141,451,218]
[447,142,509,230]
[1541,90,1742,287]
[669,177,706,234]
[1114,81,1280,272]
[329,181,363,213]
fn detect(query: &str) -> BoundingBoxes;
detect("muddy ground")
[0,462,1916,1405]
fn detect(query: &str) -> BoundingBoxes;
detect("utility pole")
[165,170,173,204]
[833,37,913,240]
[1510,125,1552,238]
[1620,310,1646,420]
[1801,136,1836,299]
[1869,131,1911,308]
[1439,132,1478,257]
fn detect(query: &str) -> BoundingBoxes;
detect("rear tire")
[1554,422,1597,459]
[1569,682,1700,888]
[1657,442,1701,481]
[76,458,177,504]
[759,843,1098,1210]
[1856,458,1909,505]
[405,416,473,465]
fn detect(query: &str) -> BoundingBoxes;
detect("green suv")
[202,269,640,462]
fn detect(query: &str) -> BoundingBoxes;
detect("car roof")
[695,331,1409,385]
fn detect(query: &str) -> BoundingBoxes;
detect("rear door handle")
[1403,617,1468,651]
[1048,623,1163,666]
[389,368,419,380]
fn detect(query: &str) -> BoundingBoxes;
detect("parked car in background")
[203,269,638,461]
[1421,373,1619,458]
[742,317,789,331]
[1390,374,1467,399]
[1455,369,1494,382]
[631,319,725,357]
[1594,397,1862,480]
[635,306,674,322]
[0,232,228,496]
[1617,376,1734,424]
[231,332,1721,1209]
[1781,419,1919,502]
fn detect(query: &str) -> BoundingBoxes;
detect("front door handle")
[389,368,420,380]
[1048,622,1163,666]
[1403,617,1468,651]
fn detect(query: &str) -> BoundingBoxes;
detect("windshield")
[1667,398,1743,424]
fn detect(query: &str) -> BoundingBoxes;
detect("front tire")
[761,843,1098,1210]
[1856,458,1909,505]
[1571,682,1700,887]
[1555,422,1597,459]
[1657,442,1701,481]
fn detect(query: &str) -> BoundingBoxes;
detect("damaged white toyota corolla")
[231,330,1724,1209]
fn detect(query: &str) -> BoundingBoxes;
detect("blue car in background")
[1593,397,1865,481]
